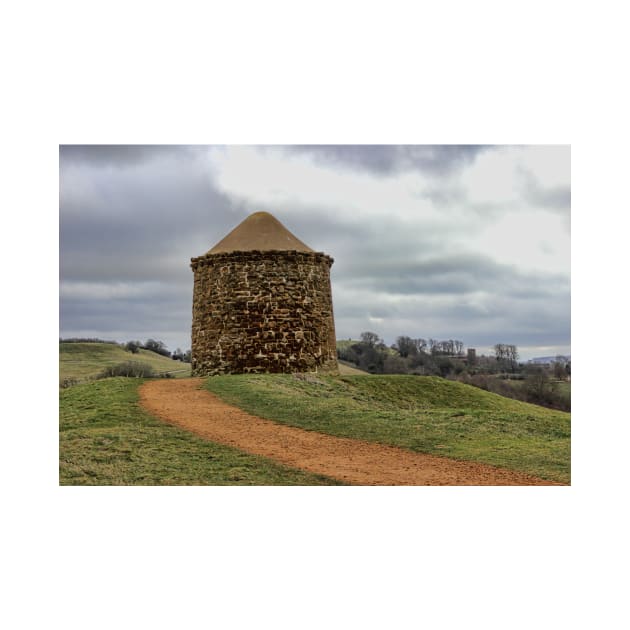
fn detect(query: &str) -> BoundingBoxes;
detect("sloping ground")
[337,361,369,375]
[60,378,341,485]
[60,342,191,383]
[205,374,570,483]
[140,378,565,485]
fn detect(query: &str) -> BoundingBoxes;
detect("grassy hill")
[60,342,191,384]
[337,360,368,375]
[206,374,571,483]
[59,344,570,484]
[59,378,343,485]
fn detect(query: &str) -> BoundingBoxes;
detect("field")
[59,343,570,485]
[59,378,342,485]
[60,342,191,383]
[206,374,570,483]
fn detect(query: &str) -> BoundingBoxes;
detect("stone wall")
[190,250,338,375]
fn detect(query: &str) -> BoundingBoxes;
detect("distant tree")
[383,355,408,374]
[144,339,171,358]
[409,351,437,373]
[357,343,385,373]
[414,338,428,354]
[125,341,141,354]
[524,368,557,405]
[494,343,518,372]
[507,345,519,372]
[360,331,381,347]
[553,358,568,380]
[436,357,455,377]
[338,344,361,366]
[396,336,417,358]
[183,349,192,363]
[494,343,507,362]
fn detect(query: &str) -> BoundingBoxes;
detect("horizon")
[58,335,570,364]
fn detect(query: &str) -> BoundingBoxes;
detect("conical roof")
[207,211,314,254]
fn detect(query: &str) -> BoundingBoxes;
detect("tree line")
[124,339,191,362]
[337,332,570,411]
[338,332,472,377]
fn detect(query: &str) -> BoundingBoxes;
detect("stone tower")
[190,211,338,375]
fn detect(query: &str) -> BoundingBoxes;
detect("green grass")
[205,374,571,483]
[60,342,191,384]
[60,378,344,485]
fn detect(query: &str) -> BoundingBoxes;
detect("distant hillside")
[336,339,361,351]
[59,342,190,384]
[337,360,369,375]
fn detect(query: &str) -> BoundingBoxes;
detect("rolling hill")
[59,342,191,384]
[59,343,570,484]
[205,374,571,483]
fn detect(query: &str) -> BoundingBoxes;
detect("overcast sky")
[59,145,570,360]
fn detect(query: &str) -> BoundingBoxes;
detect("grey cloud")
[60,144,199,167]
[333,290,570,351]
[528,185,571,211]
[337,254,569,299]
[59,151,248,285]
[284,145,489,176]
[59,145,243,350]
[330,247,570,352]
[61,290,191,337]
[519,167,571,213]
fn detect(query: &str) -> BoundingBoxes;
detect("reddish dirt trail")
[139,378,562,486]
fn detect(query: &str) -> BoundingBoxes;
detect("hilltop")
[59,342,190,384]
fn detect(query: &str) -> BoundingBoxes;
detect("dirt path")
[139,378,562,486]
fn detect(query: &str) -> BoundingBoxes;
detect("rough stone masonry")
[190,212,338,375]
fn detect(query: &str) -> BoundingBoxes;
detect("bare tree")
[507,345,519,371]
[494,343,518,372]
[415,338,428,354]
[494,343,507,362]
[396,336,417,358]
[360,331,381,347]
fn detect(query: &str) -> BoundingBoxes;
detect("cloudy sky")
[59,145,570,360]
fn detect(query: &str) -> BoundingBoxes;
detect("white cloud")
[460,146,524,206]
[206,145,445,224]
[206,145,570,277]
[455,209,570,275]
[459,145,570,207]
[519,145,570,189]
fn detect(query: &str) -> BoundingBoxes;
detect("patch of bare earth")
[139,378,563,486]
